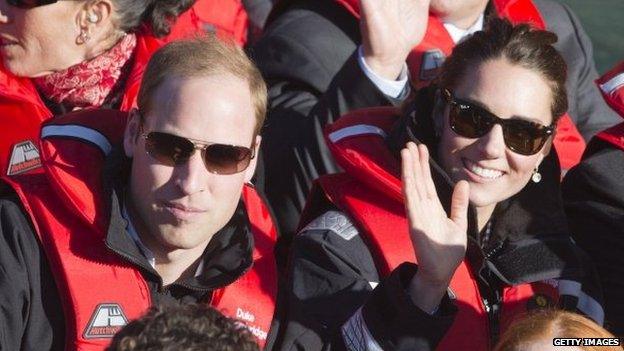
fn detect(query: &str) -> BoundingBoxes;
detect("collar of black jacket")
[386,86,586,285]
[101,146,254,293]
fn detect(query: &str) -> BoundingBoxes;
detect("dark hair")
[437,17,568,123]
[106,304,260,351]
[112,0,196,37]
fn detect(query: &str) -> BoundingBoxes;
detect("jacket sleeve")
[273,211,457,351]
[0,195,64,350]
[535,0,621,140]
[252,4,408,237]
[562,141,624,335]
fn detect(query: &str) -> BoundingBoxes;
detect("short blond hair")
[137,36,267,136]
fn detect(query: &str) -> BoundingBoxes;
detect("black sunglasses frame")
[140,128,256,175]
[442,88,555,156]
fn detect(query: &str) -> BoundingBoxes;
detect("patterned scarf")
[33,33,137,109]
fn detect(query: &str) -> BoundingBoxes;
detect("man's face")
[124,75,259,253]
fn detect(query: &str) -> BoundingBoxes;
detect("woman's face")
[0,1,87,77]
[437,57,554,210]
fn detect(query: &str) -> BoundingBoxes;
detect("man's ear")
[123,109,141,158]
[243,135,262,184]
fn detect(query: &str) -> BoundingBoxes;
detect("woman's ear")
[123,109,141,158]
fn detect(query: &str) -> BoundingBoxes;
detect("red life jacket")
[1,110,277,350]
[595,62,624,151]
[167,0,249,46]
[335,0,585,172]
[0,33,164,178]
[301,107,597,350]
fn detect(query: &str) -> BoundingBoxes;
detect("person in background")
[253,0,620,239]
[107,303,260,351]
[494,310,621,351]
[0,37,279,350]
[0,0,195,178]
[279,18,603,350]
[563,61,624,336]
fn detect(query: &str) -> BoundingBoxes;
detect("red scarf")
[33,34,137,109]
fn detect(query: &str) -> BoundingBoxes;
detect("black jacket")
[0,150,272,351]
[563,137,624,335]
[253,0,621,239]
[274,89,604,350]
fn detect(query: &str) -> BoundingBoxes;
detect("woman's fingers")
[450,180,470,233]
[417,144,437,199]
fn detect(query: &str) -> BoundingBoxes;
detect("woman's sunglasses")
[141,130,255,175]
[442,88,554,156]
[6,0,59,9]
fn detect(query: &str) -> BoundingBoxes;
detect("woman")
[563,61,624,335]
[494,310,621,351]
[0,0,194,175]
[277,18,603,350]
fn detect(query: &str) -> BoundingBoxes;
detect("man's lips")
[0,37,19,46]
[161,202,207,220]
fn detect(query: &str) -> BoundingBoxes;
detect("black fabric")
[0,148,260,350]
[275,213,456,350]
[252,0,407,239]
[563,138,624,335]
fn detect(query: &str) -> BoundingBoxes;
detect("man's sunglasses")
[6,0,59,9]
[141,129,255,175]
[442,88,554,156]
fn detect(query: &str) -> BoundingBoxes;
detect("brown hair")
[495,310,621,351]
[437,17,568,124]
[137,36,268,136]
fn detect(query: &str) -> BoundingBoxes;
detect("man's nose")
[173,152,209,196]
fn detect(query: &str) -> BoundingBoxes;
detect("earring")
[87,13,99,23]
[77,29,91,44]
[531,166,542,183]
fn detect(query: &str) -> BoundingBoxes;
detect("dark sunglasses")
[141,129,255,175]
[442,88,554,156]
[6,0,59,9]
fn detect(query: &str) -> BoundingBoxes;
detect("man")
[254,0,621,237]
[0,37,278,350]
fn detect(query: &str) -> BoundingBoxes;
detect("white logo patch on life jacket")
[6,141,42,176]
[420,49,446,81]
[83,303,129,339]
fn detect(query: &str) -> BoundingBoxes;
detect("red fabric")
[2,109,278,350]
[32,34,137,109]
[166,0,249,46]
[302,107,561,351]
[334,0,585,171]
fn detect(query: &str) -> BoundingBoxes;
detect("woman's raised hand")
[401,142,469,312]
[360,0,430,80]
